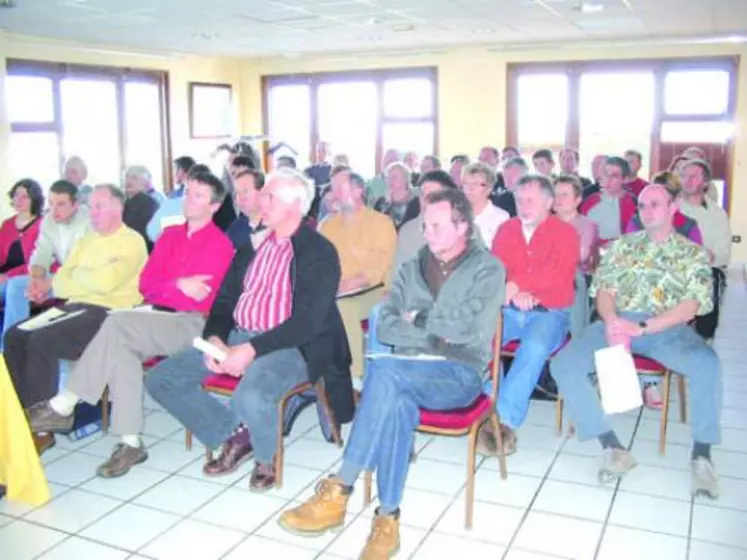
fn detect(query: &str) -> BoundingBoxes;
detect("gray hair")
[266,167,315,216]
[385,161,412,184]
[93,183,126,207]
[462,161,496,188]
[516,174,555,199]
[124,165,152,184]
[64,156,88,177]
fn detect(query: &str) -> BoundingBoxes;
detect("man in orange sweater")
[481,174,579,456]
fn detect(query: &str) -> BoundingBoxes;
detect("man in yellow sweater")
[320,167,397,377]
[4,184,147,431]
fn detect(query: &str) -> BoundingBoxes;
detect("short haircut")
[532,149,554,162]
[462,161,496,188]
[604,156,630,178]
[174,156,197,173]
[93,183,126,206]
[49,179,79,202]
[422,155,442,169]
[417,170,458,191]
[348,171,367,192]
[480,146,499,158]
[683,158,712,182]
[450,154,470,165]
[231,142,260,168]
[559,147,580,162]
[330,164,352,178]
[188,164,211,177]
[385,161,412,184]
[516,174,555,199]
[651,171,681,200]
[624,149,643,163]
[504,156,528,170]
[232,155,256,170]
[190,171,228,204]
[124,165,152,184]
[277,155,297,169]
[9,178,45,216]
[266,167,315,216]
[502,146,520,157]
[554,174,583,198]
[234,169,266,191]
[425,188,475,239]
[64,156,88,175]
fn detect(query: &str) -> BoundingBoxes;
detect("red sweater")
[625,177,648,197]
[492,216,579,309]
[0,215,41,277]
[579,190,637,245]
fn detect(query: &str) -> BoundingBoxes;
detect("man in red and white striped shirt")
[145,168,355,492]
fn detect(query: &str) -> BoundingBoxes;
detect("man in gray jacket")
[278,188,505,558]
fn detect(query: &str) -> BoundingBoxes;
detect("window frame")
[188,81,234,139]
[261,67,438,174]
[6,59,172,189]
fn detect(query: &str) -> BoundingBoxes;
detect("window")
[516,74,568,147]
[264,68,437,176]
[660,121,735,143]
[664,70,730,116]
[189,83,233,139]
[6,60,169,192]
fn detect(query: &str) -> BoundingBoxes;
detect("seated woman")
[624,171,703,246]
[372,162,420,230]
[0,179,44,301]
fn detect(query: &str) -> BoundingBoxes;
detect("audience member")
[124,165,161,252]
[582,154,607,200]
[580,156,637,246]
[553,174,599,279]
[532,149,556,178]
[63,156,92,205]
[461,162,509,247]
[372,162,419,230]
[366,149,402,204]
[624,149,649,197]
[558,148,593,190]
[449,154,470,187]
[420,155,441,174]
[226,169,266,250]
[169,156,196,198]
[492,156,527,217]
[0,179,44,295]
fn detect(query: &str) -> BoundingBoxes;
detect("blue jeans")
[144,330,309,463]
[550,312,722,445]
[493,307,569,429]
[345,356,482,510]
[364,302,392,362]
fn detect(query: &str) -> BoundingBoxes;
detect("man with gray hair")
[479,174,579,456]
[145,168,355,492]
[63,156,93,204]
[491,156,528,217]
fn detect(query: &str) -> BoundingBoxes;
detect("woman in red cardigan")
[0,179,45,294]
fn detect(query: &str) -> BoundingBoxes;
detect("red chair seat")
[501,338,569,358]
[361,319,370,334]
[633,355,667,373]
[142,357,165,370]
[419,394,492,430]
[201,374,240,393]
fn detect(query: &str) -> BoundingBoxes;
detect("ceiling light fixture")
[576,2,604,14]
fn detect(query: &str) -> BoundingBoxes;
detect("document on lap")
[17,308,87,332]
[193,337,228,362]
[365,353,446,361]
[594,345,643,414]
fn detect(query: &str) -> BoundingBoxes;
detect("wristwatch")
[638,320,648,333]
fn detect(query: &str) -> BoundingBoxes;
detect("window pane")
[664,70,730,115]
[6,76,55,124]
[268,84,311,169]
[383,78,433,118]
[9,132,60,188]
[60,78,121,186]
[318,81,377,178]
[125,82,165,192]
[517,74,568,146]
[191,84,233,138]
[579,71,655,179]
[382,122,435,158]
[660,121,734,143]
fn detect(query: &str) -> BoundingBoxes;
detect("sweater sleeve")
[28,216,56,272]
[377,264,432,347]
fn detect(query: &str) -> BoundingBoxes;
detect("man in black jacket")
[145,168,354,491]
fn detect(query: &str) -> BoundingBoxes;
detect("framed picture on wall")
[189,82,233,138]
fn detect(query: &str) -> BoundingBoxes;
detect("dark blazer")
[124,192,159,253]
[203,224,355,424]
[492,190,517,218]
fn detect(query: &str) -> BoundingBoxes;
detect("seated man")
[580,156,637,246]
[225,169,266,250]
[480,174,579,455]
[550,184,720,498]
[461,162,509,247]
[624,149,649,197]
[5,185,147,425]
[278,189,504,558]
[146,156,196,242]
[2,180,90,342]
[491,156,527,217]
[144,168,354,491]
[320,167,397,378]
[27,171,234,478]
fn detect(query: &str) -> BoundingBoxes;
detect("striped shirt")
[233,234,294,332]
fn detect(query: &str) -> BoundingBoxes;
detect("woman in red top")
[0,179,44,294]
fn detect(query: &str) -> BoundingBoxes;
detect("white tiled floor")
[2,271,747,559]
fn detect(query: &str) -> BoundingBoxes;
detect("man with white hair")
[63,156,93,204]
[123,165,161,251]
[145,168,355,492]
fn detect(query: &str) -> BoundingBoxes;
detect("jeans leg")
[363,302,392,378]
[632,323,722,445]
[2,276,30,350]
[483,307,524,395]
[498,310,570,428]
[230,348,310,464]
[549,320,611,442]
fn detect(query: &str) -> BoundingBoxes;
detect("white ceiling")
[0,0,746,57]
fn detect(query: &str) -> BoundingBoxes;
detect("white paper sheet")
[594,344,643,414]
[17,308,87,332]
[365,353,446,362]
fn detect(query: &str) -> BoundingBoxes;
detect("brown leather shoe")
[33,433,56,456]
[28,401,74,433]
[361,510,401,559]
[477,422,517,457]
[96,444,148,478]
[203,440,253,477]
[249,461,276,492]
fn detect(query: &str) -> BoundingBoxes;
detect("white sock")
[121,434,141,448]
[49,390,78,416]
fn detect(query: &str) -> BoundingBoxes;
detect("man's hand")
[203,336,230,373]
[26,276,53,304]
[177,275,212,301]
[220,342,257,377]
[338,274,369,296]
[511,292,537,311]
[505,281,519,305]
[604,317,642,351]
[401,310,417,323]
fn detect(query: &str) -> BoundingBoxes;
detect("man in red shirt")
[27,171,235,478]
[624,149,649,197]
[481,174,579,455]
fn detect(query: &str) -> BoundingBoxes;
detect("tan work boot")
[278,477,349,535]
[360,510,400,560]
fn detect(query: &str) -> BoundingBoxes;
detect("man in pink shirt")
[28,171,235,478]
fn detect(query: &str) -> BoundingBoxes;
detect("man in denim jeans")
[550,184,721,499]
[479,174,579,456]
[278,189,504,559]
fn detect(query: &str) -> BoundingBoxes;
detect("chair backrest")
[486,313,504,405]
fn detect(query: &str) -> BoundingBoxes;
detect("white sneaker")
[691,457,719,500]
[599,448,637,484]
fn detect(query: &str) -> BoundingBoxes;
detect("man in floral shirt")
[550,183,721,499]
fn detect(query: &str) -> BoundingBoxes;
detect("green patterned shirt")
[591,231,713,316]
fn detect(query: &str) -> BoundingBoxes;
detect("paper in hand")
[594,344,643,414]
